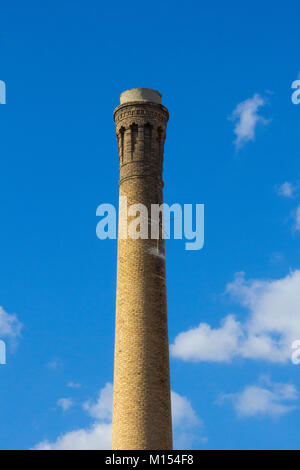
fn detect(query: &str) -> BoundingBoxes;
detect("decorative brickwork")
[112,91,173,450]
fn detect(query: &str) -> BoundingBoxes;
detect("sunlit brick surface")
[112,92,173,449]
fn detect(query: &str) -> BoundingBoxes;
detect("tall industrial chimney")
[112,88,172,450]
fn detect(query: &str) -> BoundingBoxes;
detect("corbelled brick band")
[112,89,173,450]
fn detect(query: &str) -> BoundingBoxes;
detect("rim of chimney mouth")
[120,88,162,105]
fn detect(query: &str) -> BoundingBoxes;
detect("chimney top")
[120,88,162,105]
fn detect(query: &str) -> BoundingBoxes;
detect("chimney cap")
[120,88,162,104]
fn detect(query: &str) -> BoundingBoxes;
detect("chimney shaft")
[112,88,173,450]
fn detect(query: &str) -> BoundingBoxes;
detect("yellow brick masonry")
[112,90,173,450]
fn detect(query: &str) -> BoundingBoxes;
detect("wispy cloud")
[67,382,81,389]
[83,383,113,421]
[34,383,113,450]
[0,306,22,347]
[171,391,201,428]
[230,94,269,150]
[171,391,206,448]
[57,398,74,412]
[276,180,300,232]
[269,252,284,264]
[171,270,300,364]
[220,378,298,418]
[277,181,296,198]
[47,358,63,370]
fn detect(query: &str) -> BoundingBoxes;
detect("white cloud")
[171,391,201,428]
[34,383,204,450]
[57,398,74,412]
[221,379,298,417]
[171,391,205,449]
[230,94,269,149]
[277,182,296,198]
[34,423,112,450]
[83,382,113,421]
[34,383,113,450]
[294,205,300,231]
[0,306,22,344]
[171,315,243,362]
[171,270,300,364]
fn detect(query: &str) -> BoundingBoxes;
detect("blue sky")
[1,0,300,450]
